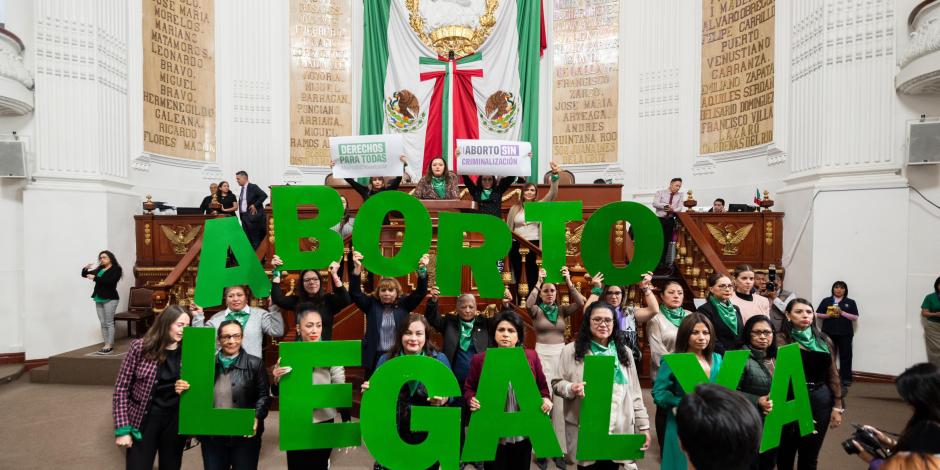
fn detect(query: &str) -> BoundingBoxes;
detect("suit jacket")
[113,339,159,431]
[239,182,267,222]
[696,301,744,355]
[82,265,122,300]
[423,299,491,365]
[463,348,551,403]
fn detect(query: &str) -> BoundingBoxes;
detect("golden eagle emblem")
[565,223,585,256]
[385,90,427,133]
[160,225,202,255]
[479,91,518,133]
[705,223,753,256]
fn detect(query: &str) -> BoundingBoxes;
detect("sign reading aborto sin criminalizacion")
[142,0,216,161]
[329,135,404,178]
[700,0,775,154]
[456,139,532,177]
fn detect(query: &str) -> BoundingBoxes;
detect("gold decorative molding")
[406,0,499,57]
[144,224,152,246]
[268,216,275,245]
[502,189,520,202]
[764,221,774,246]
[705,223,753,256]
[565,223,584,255]
[160,225,202,255]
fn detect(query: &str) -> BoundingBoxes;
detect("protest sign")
[456,139,531,177]
[330,134,404,178]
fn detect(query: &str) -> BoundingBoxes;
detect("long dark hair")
[297,269,327,305]
[98,250,123,278]
[831,280,848,297]
[420,156,450,183]
[492,310,525,347]
[895,363,940,451]
[574,302,631,367]
[386,313,439,358]
[600,284,627,309]
[675,313,715,362]
[780,298,831,347]
[741,315,778,359]
[513,183,538,209]
[141,305,189,362]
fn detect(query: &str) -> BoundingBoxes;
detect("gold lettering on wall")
[142,0,216,161]
[290,0,353,167]
[552,0,619,165]
[700,0,775,154]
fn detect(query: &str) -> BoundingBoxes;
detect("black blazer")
[696,301,743,355]
[423,299,491,364]
[344,177,402,202]
[462,175,515,218]
[238,182,268,221]
[81,265,122,300]
[211,350,270,434]
[270,281,351,340]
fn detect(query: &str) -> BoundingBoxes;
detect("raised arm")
[400,254,430,311]
[561,267,585,314]
[494,175,515,193]
[386,176,403,191]
[423,287,446,332]
[525,268,545,309]
[259,307,285,338]
[633,272,659,323]
[348,251,375,312]
[325,261,351,311]
[462,175,481,200]
[540,162,561,202]
[344,178,371,200]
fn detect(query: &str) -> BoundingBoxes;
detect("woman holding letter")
[737,315,778,470]
[271,304,346,469]
[175,320,270,470]
[191,285,285,358]
[414,156,459,200]
[553,301,651,470]
[336,155,408,202]
[645,280,691,451]
[583,271,658,367]
[269,256,349,340]
[507,161,561,297]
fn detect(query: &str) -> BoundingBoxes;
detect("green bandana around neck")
[709,295,738,333]
[590,340,627,384]
[659,304,687,327]
[218,352,238,370]
[790,326,829,353]
[431,175,446,198]
[539,303,559,324]
[459,319,474,351]
[225,309,250,329]
[480,188,493,201]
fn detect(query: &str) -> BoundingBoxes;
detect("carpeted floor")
[0,376,904,469]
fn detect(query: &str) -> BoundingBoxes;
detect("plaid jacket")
[112,339,159,430]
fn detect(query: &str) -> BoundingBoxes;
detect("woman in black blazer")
[815,280,859,387]
[695,272,744,355]
[81,250,123,354]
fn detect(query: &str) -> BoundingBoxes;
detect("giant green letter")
[271,185,344,270]
[279,340,361,451]
[352,191,432,277]
[576,355,646,460]
[662,350,749,393]
[525,201,583,284]
[436,212,512,298]
[179,327,255,435]
[462,348,563,461]
[760,343,814,452]
[360,355,461,469]
[194,216,270,308]
[581,201,663,286]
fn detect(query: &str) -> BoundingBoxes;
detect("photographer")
[851,363,940,469]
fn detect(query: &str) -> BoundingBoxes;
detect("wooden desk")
[682,211,783,268]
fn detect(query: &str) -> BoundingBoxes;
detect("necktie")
[240,185,247,213]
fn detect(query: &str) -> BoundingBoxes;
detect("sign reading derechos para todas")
[456,139,531,177]
[330,135,404,178]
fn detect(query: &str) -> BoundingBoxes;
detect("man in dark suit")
[235,170,267,249]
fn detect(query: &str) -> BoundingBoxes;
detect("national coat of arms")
[385,90,427,133]
[479,90,518,133]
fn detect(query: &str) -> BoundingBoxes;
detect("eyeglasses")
[302,278,320,283]
[591,317,614,325]
[750,330,773,337]
[219,334,243,341]
[715,284,734,289]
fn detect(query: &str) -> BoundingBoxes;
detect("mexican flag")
[360,0,545,181]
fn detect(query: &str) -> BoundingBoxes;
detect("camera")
[766,264,777,293]
[841,424,891,459]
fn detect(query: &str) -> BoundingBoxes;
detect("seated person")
[709,198,726,213]
[199,182,218,214]
[413,156,459,200]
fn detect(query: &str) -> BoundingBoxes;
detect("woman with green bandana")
[776,298,843,470]
[191,285,285,358]
[112,305,190,470]
[737,315,779,470]
[696,272,744,355]
[414,156,459,200]
[583,271,658,369]
[645,280,691,454]
[553,301,651,470]
[175,319,270,470]
[362,313,451,470]
[526,265,586,470]
[652,313,723,470]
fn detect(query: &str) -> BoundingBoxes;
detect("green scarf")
[790,326,829,353]
[459,320,474,351]
[218,352,238,370]
[539,303,559,324]
[431,176,446,198]
[225,309,250,329]
[659,305,686,327]
[709,295,738,333]
[590,340,627,384]
[480,188,492,201]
